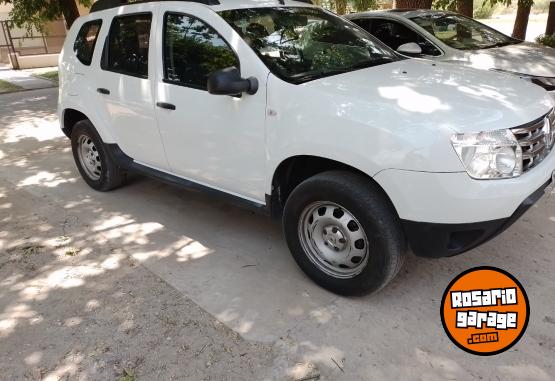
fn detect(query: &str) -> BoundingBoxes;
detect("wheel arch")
[269,155,397,219]
[60,103,116,143]
[61,108,88,138]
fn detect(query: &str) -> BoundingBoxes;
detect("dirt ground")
[1,88,554,381]
[0,179,279,381]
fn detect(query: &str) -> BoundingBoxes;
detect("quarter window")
[163,13,239,90]
[102,13,152,78]
[74,19,102,65]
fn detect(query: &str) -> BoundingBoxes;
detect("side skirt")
[104,143,271,216]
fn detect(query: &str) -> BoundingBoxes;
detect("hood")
[462,42,555,78]
[302,59,553,134]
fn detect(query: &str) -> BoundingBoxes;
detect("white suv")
[59,0,555,295]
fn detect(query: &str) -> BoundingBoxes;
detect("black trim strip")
[104,144,271,215]
[402,178,552,258]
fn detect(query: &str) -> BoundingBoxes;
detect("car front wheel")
[283,170,406,295]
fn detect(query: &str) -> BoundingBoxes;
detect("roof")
[90,0,315,12]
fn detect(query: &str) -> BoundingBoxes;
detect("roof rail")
[90,0,221,13]
[90,0,314,12]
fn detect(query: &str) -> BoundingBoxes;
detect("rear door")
[94,5,169,170]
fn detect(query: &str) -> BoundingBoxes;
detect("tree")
[394,0,433,8]
[545,0,555,35]
[483,0,533,40]
[456,0,473,17]
[1,0,91,32]
[336,0,347,14]
[511,0,533,39]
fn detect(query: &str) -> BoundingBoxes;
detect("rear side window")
[102,13,152,78]
[163,13,239,90]
[74,19,102,65]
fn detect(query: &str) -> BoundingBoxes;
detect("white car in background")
[346,9,555,97]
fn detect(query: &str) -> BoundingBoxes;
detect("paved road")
[0,67,55,90]
[1,88,554,380]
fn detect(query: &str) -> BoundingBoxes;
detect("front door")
[153,4,269,202]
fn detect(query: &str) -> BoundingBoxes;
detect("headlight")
[451,129,523,179]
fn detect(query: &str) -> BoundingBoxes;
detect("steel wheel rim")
[298,201,370,279]
[77,134,102,181]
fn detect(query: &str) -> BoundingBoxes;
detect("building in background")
[0,3,89,69]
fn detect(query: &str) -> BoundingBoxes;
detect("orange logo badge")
[441,267,529,356]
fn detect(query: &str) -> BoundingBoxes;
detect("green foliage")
[33,70,59,82]
[350,0,378,12]
[0,79,22,93]
[474,3,496,18]
[432,0,456,11]
[536,34,555,47]
[314,0,378,13]
[485,0,533,7]
[1,0,92,33]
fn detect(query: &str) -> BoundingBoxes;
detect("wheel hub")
[322,225,347,251]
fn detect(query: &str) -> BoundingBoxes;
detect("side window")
[102,13,152,78]
[371,19,442,56]
[74,19,102,65]
[351,18,373,33]
[163,13,239,90]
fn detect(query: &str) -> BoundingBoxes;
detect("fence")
[0,19,66,69]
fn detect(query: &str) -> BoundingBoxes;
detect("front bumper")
[401,178,552,257]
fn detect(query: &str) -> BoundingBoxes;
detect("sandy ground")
[481,13,549,42]
[1,88,554,380]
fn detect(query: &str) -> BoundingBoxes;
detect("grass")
[117,369,136,381]
[0,79,22,94]
[33,70,59,83]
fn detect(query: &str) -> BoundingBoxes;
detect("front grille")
[511,110,555,172]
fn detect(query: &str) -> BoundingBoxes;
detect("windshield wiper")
[291,57,396,83]
[482,41,519,49]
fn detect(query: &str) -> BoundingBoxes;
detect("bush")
[536,34,555,48]
[473,3,496,19]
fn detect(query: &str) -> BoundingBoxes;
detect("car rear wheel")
[283,170,406,295]
[71,120,125,191]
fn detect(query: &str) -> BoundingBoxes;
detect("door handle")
[156,102,176,110]
[97,88,110,95]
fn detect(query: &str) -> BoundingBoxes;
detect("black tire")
[71,120,125,191]
[283,170,406,296]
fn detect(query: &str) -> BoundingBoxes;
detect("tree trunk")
[512,0,532,40]
[336,0,347,15]
[546,1,555,35]
[457,0,473,18]
[59,0,81,29]
[394,0,433,9]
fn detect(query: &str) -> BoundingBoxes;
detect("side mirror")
[396,42,423,56]
[207,67,258,96]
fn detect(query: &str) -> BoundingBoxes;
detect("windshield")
[219,7,397,83]
[409,14,519,50]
